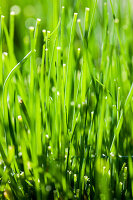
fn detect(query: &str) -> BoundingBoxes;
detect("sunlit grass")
[0,0,133,199]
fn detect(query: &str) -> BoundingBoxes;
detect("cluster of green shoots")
[0,1,133,199]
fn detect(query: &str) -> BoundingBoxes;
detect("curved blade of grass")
[3,50,33,91]
[50,17,61,38]
[3,51,33,142]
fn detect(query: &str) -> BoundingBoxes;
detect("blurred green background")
[0,0,133,73]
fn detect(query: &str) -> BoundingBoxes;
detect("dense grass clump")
[0,0,133,199]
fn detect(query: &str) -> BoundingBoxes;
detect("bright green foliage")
[0,0,133,199]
